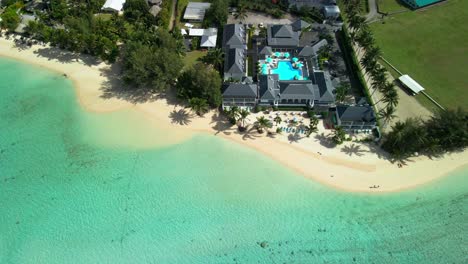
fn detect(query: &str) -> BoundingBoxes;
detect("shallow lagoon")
[0,58,466,263]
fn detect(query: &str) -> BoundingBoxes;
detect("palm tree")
[335,82,350,103]
[356,28,374,52]
[255,116,272,133]
[202,48,224,72]
[226,106,240,124]
[349,15,366,32]
[235,4,248,22]
[189,98,209,116]
[360,53,377,75]
[383,88,399,108]
[332,126,346,145]
[306,116,319,137]
[273,116,282,126]
[237,109,250,131]
[366,45,382,60]
[378,105,397,129]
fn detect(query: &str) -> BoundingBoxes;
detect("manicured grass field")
[377,0,408,13]
[183,50,207,70]
[370,0,468,111]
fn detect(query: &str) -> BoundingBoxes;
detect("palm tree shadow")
[314,133,335,148]
[210,112,234,135]
[341,143,367,156]
[287,133,302,143]
[169,109,194,125]
[242,126,260,140]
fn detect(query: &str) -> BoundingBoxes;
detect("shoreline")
[1,37,467,193]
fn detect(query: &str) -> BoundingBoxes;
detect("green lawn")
[183,50,207,70]
[370,0,468,111]
[377,0,408,13]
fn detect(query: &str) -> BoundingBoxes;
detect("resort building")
[183,2,211,22]
[222,24,247,81]
[221,22,338,111]
[335,105,377,131]
[267,24,300,49]
[400,0,445,9]
[222,82,258,111]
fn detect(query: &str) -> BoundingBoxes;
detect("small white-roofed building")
[323,5,340,19]
[183,2,211,22]
[398,75,425,95]
[102,0,126,12]
[201,34,217,48]
[188,28,218,48]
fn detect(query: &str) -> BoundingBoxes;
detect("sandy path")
[1,36,466,193]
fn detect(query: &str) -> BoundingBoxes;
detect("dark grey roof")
[222,83,258,98]
[223,24,245,49]
[259,74,280,100]
[291,19,311,32]
[311,39,328,54]
[336,105,376,123]
[297,46,315,57]
[267,25,299,47]
[279,81,315,100]
[356,97,369,106]
[258,46,273,55]
[312,71,335,103]
[224,48,245,74]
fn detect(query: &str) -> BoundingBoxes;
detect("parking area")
[227,11,298,26]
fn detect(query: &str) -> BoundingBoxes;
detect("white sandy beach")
[1,37,466,193]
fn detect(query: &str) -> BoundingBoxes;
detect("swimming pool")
[271,61,303,80]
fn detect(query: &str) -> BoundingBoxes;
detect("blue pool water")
[271,61,302,80]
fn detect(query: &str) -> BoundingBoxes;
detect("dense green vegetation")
[382,108,468,160]
[370,0,468,110]
[15,0,188,94]
[176,63,222,108]
[203,0,229,27]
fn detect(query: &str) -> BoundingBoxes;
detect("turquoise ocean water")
[0,58,466,263]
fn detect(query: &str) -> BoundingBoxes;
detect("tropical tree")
[237,109,250,131]
[381,87,399,108]
[255,116,272,133]
[202,48,224,72]
[234,4,248,21]
[335,82,350,103]
[176,63,222,107]
[273,116,282,126]
[360,51,377,75]
[356,28,374,51]
[332,126,346,145]
[366,45,382,60]
[226,106,240,124]
[188,98,209,116]
[378,105,397,129]
[306,116,319,137]
[348,15,366,32]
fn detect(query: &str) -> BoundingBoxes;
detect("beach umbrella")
[292,57,299,62]
[297,63,303,68]
[275,51,281,57]
[266,57,272,63]
[262,64,268,69]
[284,52,290,58]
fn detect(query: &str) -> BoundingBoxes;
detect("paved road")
[168,0,178,31]
[366,0,379,22]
